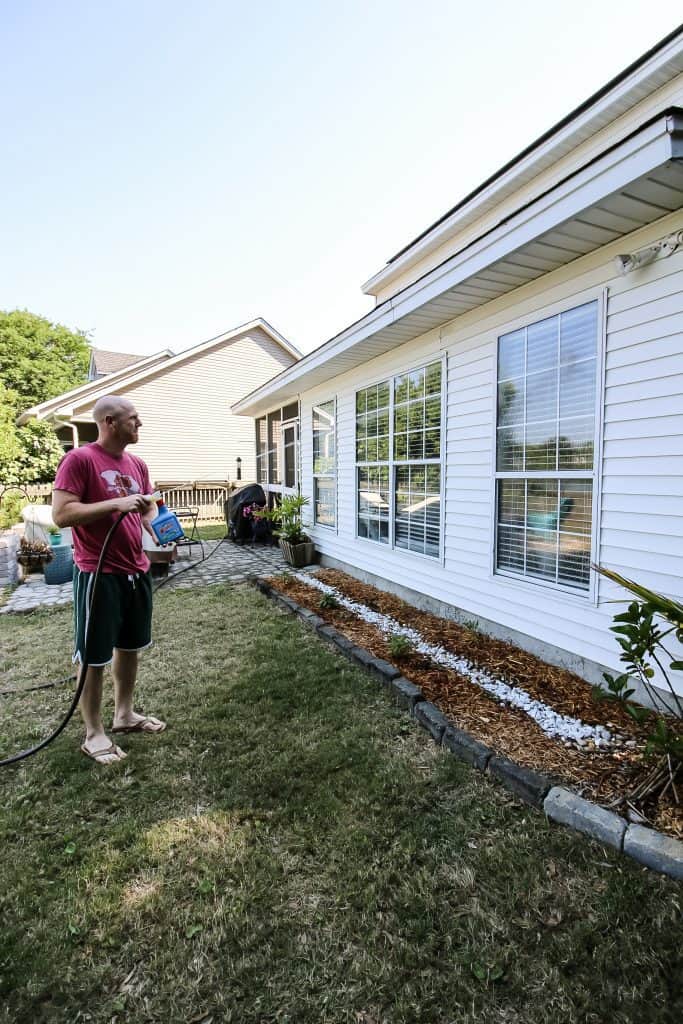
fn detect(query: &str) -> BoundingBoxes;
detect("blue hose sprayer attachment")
[149,491,185,545]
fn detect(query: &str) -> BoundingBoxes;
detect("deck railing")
[19,481,240,524]
[154,481,239,523]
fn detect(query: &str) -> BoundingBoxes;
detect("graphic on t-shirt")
[100,469,142,497]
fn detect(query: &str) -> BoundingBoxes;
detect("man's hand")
[113,493,153,515]
[53,489,154,528]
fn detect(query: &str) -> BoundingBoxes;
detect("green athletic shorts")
[73,568,153,667]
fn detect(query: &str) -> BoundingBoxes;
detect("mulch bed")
[271,569,683,839]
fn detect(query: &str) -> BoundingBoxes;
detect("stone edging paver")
[254,577,683,881]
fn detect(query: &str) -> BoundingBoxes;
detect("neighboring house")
[20,320,300,483]
[19,350,174,448]
[88,348,148,380]
[233,28,683,703]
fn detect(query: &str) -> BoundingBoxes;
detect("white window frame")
[312,397,337,530]
[256,401,301,499]
[354,353,447,563]
[489,287,606,604]
[281,416,299,494]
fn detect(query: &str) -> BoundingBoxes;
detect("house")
[233,27,683,705]
[19,349,174,448]
[88,348,148,381]
[20,319,300,484]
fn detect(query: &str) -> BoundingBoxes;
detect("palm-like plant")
[593,563,683,809]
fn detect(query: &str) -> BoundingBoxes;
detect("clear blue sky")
[1,1,680,356]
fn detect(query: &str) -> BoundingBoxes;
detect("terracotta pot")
[279,539,315,568]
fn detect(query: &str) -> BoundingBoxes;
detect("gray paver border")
[252,576,683,881]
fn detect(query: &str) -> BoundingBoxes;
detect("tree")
[0,311,89,487]
[0,309,90,414]
[0,382,20,468]
[0,419,65,486]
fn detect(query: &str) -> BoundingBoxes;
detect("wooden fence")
[12,484,51,503]
[19,481,238,524]
[154,481,237,523]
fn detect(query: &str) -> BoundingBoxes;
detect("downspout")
[50,413,79,449]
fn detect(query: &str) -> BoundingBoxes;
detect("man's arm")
[52,489,153,528]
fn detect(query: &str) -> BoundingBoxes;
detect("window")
[267,411,282,485]
[282,421,298,488]
[355,360,442,557]
[495,300,598,592]
[255,403,300,492]
[255,418,267,485]
[313,400,336,527]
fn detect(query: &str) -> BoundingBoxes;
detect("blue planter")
[43,543,73,585]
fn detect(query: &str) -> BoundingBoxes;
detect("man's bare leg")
[80,665,126,763]
[112,649,165,732]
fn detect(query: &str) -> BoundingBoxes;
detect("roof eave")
[361,25,683,297]
[233,109,683,418]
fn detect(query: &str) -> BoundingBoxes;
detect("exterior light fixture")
[236,456,242,481]
[614,230,683,275]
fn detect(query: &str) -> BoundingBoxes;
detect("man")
[53,395,166,765]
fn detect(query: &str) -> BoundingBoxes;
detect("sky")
[1,1,681,358]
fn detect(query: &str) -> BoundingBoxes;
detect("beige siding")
[83,328,294,483]
[297,212,683,694]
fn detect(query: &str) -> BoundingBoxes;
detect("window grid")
[357,465,390,543]
[356,360,443,558]
[495,301,598,593]
[313,400,336,528]
[256,405,300,492]
[255,417,267,485]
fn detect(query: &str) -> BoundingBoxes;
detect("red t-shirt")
[54,443,153,574]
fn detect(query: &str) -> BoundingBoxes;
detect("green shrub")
[388,634,414,660]
[0,489,32,531]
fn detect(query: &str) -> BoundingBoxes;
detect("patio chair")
[165,503,200,556]
[526,496,574,532]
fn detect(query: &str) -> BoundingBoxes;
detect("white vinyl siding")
[79,327,295,484]
[298,213,683,696]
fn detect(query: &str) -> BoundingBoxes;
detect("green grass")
[192,523,228,540]
[0,586,681,1024]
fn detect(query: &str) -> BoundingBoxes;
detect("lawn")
[0,584,681,1024]
[193,523,228,541]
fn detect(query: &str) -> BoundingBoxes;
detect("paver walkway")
[0,540,293,614]
[163,539,291,588]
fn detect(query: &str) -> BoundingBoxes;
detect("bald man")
[53,396,166,765]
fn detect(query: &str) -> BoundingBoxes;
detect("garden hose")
[0,510,129,767]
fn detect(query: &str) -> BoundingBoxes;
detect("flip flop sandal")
[111,717,167,734]
[81,742,127,764]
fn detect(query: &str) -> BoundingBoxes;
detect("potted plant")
[16,536,53,574]
[47,525,62,546]
[261,493,315,567]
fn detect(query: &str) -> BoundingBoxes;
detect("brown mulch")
[270,569,683,839]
